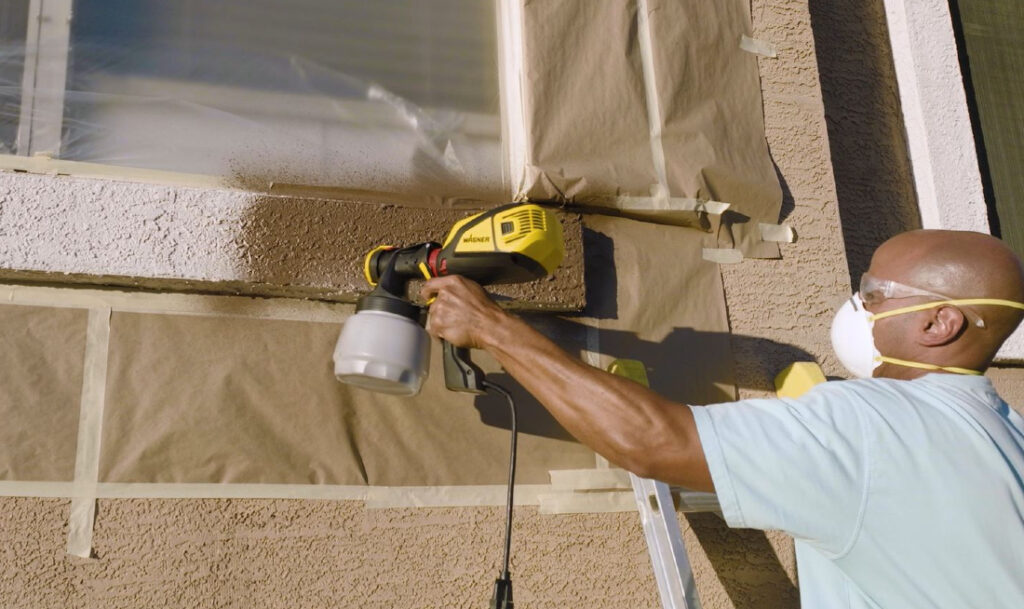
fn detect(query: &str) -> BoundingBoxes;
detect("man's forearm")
[480,312,713,492]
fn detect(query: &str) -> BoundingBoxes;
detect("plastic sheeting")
[0,0,505,203]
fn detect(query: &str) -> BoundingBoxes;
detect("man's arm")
[421,275,714,492]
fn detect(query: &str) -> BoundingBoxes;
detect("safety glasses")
[859,273,985,328]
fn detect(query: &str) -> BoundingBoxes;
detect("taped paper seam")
[0,155,228,191]
[67,307,111,558]
[0,283,353,323]
[759,222,795,243]
[740,34,778,58]
[497,0,530,199]
[702,248,745,264]
[538,489,722,515]
[550,468,632,491]
[612,196,730,215]
[0,481,544,504]
[636,0,671,203]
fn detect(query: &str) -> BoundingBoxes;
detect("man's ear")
[918,305,967,346]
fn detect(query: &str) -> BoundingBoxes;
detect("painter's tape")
[550,468,632,491]
[740,35,778,58]
[0,154,228,190]
[702,248,745,264]
[538,491,637,514]
[66,307,111,558]
[498,0,530,198]
[674,490,722,514]
[759,223,796,243]
[0,481,74,497]
[365,484,551,509]
[0,481,554,507]
[636,0,670,201]
[97,483,370,500]
[0,283,353,323]
[613,196,730,216]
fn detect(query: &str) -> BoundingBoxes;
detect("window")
[949,0,1024,261]
[0,0,29,154]
[1,0,503,200]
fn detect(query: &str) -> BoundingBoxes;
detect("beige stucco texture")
[2,498,659,609]
[0,176,585,310]
[2,2,1023,609]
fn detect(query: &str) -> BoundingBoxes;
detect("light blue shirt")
[692,373,1024,608]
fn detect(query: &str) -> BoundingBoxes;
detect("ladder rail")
[630,474,702,609]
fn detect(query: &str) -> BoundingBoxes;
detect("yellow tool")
[334,203,564,395]
[774,362,827,398]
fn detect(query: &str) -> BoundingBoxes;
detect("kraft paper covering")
[516,0,782,257]
[98,312,595,486]
[519,2,655,202]
[0,219,735,491]
[0,305,86,481]
[577,215,737,407]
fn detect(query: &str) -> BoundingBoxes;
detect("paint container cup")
[333,310,430,396]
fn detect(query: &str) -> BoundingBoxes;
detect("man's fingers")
[420,275,462,301]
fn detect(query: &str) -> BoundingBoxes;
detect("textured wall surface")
[2,1,1022,609]
[0,173,584,309]
[806,0,921,279]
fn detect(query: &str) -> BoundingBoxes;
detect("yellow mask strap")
[870,298,1024,322]
[868,298,1024,376]
[876,356,983,376]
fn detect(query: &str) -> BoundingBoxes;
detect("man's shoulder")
[803,374,995,410]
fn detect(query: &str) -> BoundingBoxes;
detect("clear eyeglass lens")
[857,274,986,328]
[860,289,885,307]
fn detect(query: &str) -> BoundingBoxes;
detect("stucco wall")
[2,1,1022,609]
[0,174,585,309]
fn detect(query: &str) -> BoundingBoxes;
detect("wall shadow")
[775,162,796,223]
[807,0,922,280]
[473,323,818,442]
[473,221,804,607]
[686,513,800,609]
[470,319,808,609]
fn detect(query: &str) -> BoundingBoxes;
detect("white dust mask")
[830,293,879,378]
[830,292,1024,377]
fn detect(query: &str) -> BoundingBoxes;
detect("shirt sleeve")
[691,383,870,556]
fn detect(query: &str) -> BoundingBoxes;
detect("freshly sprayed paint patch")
[0,172,585,309]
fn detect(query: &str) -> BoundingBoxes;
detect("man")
[421,229,1024,608]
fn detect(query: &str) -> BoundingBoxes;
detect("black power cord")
[482,380,517,609]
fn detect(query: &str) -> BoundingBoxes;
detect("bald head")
[873,230,1024,301]
[869,230,1024,360]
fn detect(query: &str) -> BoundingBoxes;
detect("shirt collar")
[915,372,996,394]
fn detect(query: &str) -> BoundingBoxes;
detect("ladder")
[629,474,706,609]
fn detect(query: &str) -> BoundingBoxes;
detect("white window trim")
[882,0,1023,362]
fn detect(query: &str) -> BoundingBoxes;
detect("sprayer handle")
[442,340,487,394]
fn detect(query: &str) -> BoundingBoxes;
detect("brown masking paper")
[516,0,781,256]
[0,305,87,481]
[98,312,595,486]
[577,215,737,406]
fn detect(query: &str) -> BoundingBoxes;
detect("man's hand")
[420,275,509,349]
